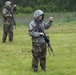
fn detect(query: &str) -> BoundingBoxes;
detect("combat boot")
[33,68,38,72]
[41,66,46,71]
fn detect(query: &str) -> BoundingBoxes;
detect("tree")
[0,0,76,13]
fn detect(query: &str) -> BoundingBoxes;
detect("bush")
[33,5,58,13]
[33,5,50,13]
[24,7,33,14]
[17,6,33,14]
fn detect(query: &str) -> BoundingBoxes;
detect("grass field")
[0,13,76,75]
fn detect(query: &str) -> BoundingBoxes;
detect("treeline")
[0,0,76,13]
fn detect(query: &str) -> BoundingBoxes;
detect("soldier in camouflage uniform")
[29,10,53,72]
[2,1,16,43]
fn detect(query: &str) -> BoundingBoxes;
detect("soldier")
[29,10,53,72]
[2,1,16,43]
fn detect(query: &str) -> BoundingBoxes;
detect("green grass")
[0,12,76,75]
[0,20,76,74]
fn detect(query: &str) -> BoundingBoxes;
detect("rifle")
[6,7,16,28]
[44,35,54,56]
[37,23,54,56]
[11,13,16,28]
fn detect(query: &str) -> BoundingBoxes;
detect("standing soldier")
[2,1,16,43]
[28,10,53,72]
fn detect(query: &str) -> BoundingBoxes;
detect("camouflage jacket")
[29,20,52,44]
[2,7,13,25]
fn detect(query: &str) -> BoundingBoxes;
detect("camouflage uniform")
[29,10,53,72]
[2,1,16,43]
[32,42,46,71]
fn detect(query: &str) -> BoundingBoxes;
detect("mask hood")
[34,10,44,21]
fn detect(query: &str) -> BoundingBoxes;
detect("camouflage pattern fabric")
[2,7,13,43]
[32,42,46,71]
[3,24,13,42]
[29,10,53,72]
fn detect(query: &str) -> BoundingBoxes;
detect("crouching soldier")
[28,10,53,72]
[2,1,16,43]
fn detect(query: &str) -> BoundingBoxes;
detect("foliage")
[0,0,76,13]
[17,6,33,14]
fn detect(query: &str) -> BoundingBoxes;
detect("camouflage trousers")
[2,24,13,43]
[32,42,46,71]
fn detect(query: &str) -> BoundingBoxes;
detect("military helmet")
[34,10,44,20]
[5,1,11,7]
